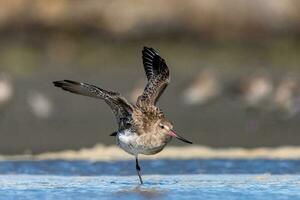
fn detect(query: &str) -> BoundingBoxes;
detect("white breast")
[116,129,170,156]
[116,130,139,156]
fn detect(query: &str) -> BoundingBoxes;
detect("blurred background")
[0,0,300,154]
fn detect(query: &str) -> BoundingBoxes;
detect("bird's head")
[157,119,192,144]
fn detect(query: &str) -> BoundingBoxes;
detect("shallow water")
[1,174,300,200]
[0,159,300,200]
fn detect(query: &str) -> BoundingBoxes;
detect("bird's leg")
[135,156,143,184]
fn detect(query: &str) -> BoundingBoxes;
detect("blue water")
[0,159,299,200]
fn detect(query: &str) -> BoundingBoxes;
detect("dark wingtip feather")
[53,80,65,87]
[110,132,118,136]
[53,80,80,88]
[64,80,80,85]
[143,46,158,56]
[141,46,169,79]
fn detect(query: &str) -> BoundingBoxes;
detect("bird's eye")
[159,124,164,129]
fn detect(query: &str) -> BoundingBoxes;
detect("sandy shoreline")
[0,145,300,161]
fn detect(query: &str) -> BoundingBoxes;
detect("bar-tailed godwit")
[53,47,192,184]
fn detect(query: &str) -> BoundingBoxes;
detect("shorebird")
[53,47,192,184]
[227,71,274,132]
[0,73,13,108]
[272,75,300,119]
[182,69,221,106]
[228,71,273,111]
[27,90,53,119]
[0,72,14,122]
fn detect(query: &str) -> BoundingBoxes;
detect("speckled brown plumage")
[53,46,192,184]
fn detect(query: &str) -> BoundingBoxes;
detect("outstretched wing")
[53,80,134,129]
[137,47,170,106]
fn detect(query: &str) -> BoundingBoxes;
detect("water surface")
[0,159,299,200]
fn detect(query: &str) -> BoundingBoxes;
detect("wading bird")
[182,69,221,106]
[273,75,300,119]
[228,71,273,111]
[53,47,192,184]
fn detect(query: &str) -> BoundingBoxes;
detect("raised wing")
[137,47,170,106]
[53,80,134,129]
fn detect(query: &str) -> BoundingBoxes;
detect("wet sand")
[1,145,300,161]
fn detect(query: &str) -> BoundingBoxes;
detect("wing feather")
[137,47,170,106]
[53,80,133,129]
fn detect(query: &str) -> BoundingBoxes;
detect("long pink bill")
[168,130,193,144]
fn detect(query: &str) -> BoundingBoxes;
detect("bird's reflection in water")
[115,186,168,199]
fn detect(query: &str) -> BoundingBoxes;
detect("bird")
[272,75,300,119]
[53,47,192,184]
[182,69,221,106]
[226,71,273,132]
[0,72,13,108]
[0,72,14,121]
[27,90,53,119]
[228,71,273,111]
